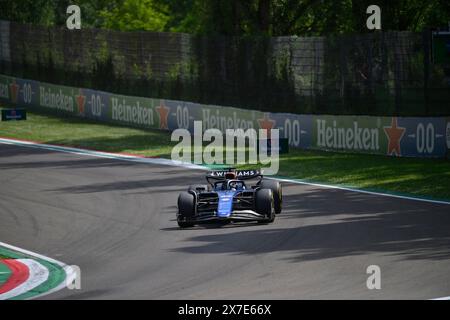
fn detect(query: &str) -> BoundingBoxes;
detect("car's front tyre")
[255,188,275,223]
[259,180,282,214]
[177,191,196,228]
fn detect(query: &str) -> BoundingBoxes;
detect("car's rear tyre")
[178,221,195,228]
[177,191,196,228]
[255,189,275,223]
[259,180,282,214]
[188,184,209,192]
[178,219,195,228]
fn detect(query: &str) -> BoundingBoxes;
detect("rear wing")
[206,169,262,180]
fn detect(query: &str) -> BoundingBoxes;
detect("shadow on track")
[168,191,450,263]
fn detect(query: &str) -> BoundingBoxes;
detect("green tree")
[99,0,169,31]
[158,0,450,36]
[0,0,449,35]
[52,0,122,28]
[0,0,57,26]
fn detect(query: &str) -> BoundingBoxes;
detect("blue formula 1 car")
[177,169,282,228]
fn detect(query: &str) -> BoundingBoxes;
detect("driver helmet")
[224,172,237,190]
[225,172,237,180]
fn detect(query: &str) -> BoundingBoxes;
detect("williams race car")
[177,169,282,228]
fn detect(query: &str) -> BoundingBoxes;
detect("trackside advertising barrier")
[0,73,448,158]
[447,117,450,158]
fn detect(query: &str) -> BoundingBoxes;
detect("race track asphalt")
[0,143,449,299]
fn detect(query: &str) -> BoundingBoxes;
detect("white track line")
[268,176,450,205]
[430,296,450,300]
[1,137,448,205]
[0,137,206,170]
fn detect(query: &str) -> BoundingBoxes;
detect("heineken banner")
[108,92,157,129]
[16,78,39,107]
[311,115,447,157]
[79,88,110,122]
[447,118,450,158]
[0,74,10,101]
[269,113,313,149]
[0,73,447,158]
[39,82,79,115]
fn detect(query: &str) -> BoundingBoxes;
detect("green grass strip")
[1,109,449,200]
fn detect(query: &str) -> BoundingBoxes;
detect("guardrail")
[1,73,449,158]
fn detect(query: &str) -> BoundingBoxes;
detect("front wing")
[180,190,268,223]
[178,209,267,223]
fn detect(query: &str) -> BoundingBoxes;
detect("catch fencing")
[0,20,449,116]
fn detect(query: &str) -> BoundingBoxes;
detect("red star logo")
[156,100,170,130]
[10,80,19,104]
[75,90,86,115]
[383,117,406,156]
[258,113,276,138]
